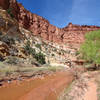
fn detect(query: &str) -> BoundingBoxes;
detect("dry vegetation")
[0,62,66,84]
[95,71,100,100]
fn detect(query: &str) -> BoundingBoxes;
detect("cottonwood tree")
[80,30,100,68]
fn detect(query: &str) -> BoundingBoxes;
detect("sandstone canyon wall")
[0,0,100,47]
[0,0,9,9]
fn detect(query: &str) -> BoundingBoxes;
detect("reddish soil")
[82,79,97,100]
[0,71,73,100]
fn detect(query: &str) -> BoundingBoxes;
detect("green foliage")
[7,8,14,18]
[35,44,41,50]
[24,41,46,64]
[80,30,100,66]
[51,53,55,56]
[35,52,46,65]
[0,31,2,35]
[75,51,80,56]
[24,41,36,55]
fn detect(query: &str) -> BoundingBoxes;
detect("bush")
[75,51,80,56]
[51,53,55,56]
[7,8,14,18]
[0,31,2,35]
[24,41,36,55]
[80,30,100,67]
[35,52,46,65]
[24,41,46,64]
[35,44,41,50]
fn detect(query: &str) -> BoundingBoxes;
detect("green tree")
[35,52,46,65]
[80,30,100,67]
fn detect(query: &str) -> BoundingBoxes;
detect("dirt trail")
[83,79,97,100]
[0,71,73,100]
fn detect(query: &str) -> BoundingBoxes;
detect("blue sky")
[17,0,100,28]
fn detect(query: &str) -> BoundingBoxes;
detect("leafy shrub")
[7,8,14,18]
[24,41,36,55]
[24,41,30,50]
[51,53,55,56]
[0,55,4,62]
[24,41,46,64]
[75,51,80,56]
[0,31,2,35]
[80,30,100,67]
[35,52,46,65]
[35,44,41,50]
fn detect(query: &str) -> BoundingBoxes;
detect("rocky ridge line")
[0,0,100,48]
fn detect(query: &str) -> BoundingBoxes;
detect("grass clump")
[5,56,20,65]
[0,62,64,79]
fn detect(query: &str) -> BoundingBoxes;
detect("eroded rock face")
[9,2,65,44]
[0,41,9,57]
[1,0,100,48]
[0,8,23,40]
[0,0,9,9]
[10,2,100,47]
[62,23,100,47]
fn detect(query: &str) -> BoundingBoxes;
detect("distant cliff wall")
[0,0,100,48]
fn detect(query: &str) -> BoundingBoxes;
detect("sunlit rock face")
[1,0,100,48]
[11,3,100,48]
[62,23,100,47]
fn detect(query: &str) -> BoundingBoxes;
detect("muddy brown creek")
[0,71,73,100]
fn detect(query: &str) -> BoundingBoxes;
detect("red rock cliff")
[0,0,100,47]
[0,0,9,9]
